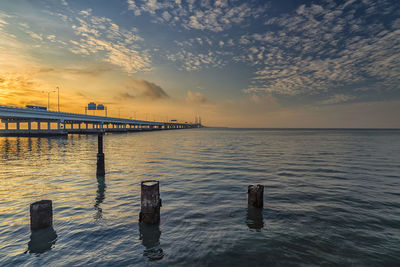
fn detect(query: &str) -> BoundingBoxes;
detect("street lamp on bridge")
[56,86,60,112]
[42,90,56,110]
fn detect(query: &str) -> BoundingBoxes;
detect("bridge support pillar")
[86,123,88,129]
[78,123,81,130]
[28,121,31,131]
[71,123,74,129]
[4,121,8,130]
[48,122,51,130]
[16,122,20,130]
[37,122,41,130]
[57,122,61,130]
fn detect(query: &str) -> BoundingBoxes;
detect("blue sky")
[0,0,399,127]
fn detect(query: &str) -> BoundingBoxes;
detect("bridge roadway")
[0,105,199,136]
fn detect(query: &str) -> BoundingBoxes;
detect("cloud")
[186,90,207,103]
[120,77,169,100]
[38,65,113,76]
[0,18,8,27]
[238,0,400,97]
[0,73,50,106]
[69,11,151,74]
[319,94,355,105]
[250,94,277,104]
[127,0,264,32]
[167,49,224,71]
[119,92,136,100]
[46,35,56,42]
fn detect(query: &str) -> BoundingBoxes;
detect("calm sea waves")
[0,128,399,266]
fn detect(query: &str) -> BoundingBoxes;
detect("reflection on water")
[94,175,106,220]
[27,137,32,153]
[246,206,264,231]
[26,226,57,254]
[3,138,10,159]
[0,137,68,161]
[16,138,20,157]
[139,223,164,261]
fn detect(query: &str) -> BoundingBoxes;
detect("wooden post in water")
[139,180,162,224]
[30,200,53,230]
[248,184,264,208]
[96,132,105,177]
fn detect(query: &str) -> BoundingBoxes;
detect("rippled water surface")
[1,129,400,266]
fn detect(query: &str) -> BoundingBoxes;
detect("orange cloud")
[186,91,207,103]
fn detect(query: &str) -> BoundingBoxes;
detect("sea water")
[0,129,399,266]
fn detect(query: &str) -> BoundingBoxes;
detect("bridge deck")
[0,105,202,137]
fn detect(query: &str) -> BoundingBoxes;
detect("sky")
[0,0,399,127]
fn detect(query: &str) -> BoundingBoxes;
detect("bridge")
[0,105,201,136]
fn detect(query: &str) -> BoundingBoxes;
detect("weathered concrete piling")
[248,184,264,208]
[30,200,53,230]
[96,132,105,177]
[139,180,162,224]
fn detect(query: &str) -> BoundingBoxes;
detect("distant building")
[87,102,97,110]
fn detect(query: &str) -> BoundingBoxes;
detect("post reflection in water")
[26,226,58,254]
[94,174,106,220]
[16,137,21,157]
[3,138,10,159]
[46,137,53,152]
[139,223,164,261]
[27,137,32,153]
[246,206,264,231]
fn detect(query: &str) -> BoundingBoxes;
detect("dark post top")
[30,200,53,230]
